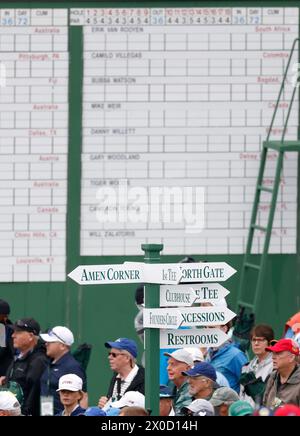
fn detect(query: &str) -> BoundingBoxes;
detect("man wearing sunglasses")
[98,337,144,411]
[40,326,87,416]
[0,317,49,416]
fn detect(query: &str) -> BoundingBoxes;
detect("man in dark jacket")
[0,299,14,376]
[0,318,49,416]
[40,326,87,415]
[98,337,144,411]
[263,338,300,408]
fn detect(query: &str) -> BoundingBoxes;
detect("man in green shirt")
[164,349,193,416]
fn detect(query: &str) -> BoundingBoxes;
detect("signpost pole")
[142,243,163,417]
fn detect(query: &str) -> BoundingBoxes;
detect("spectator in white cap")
[56,374,86,416]
[182,398,215,416]
[110,391,145,410]
[0,391,22,416]
[40,326,87,415]
[184,347,204,362]
[119,406,149,416]
[164,349,193,416]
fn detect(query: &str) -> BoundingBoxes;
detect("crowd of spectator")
[1,297,300,416]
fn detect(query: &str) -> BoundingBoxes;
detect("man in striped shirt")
[98,338,144,411]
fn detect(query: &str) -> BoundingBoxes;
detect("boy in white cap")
[56,374,86,416]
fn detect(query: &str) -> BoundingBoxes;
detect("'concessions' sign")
[143,306,236,329]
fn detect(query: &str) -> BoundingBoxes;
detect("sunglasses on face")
[47,329,66,343]
[108,352,126,358]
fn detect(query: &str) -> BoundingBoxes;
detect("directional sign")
[69,262,181,285]
[68,264,143,285]
[160,285,198,307]
[143,308,181,329]
[160,328,229,349]
[192,283,229,304]
[179,262,236,282]
[178,306,236,327]
[126,261,236,283]
[143,306,236,329]
[124,262,181,284]
[68,261,236,285]
[160,283,229,307]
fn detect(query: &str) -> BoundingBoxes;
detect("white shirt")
[104,365,139,410]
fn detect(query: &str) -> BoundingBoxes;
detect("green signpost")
[141,243,162,417]
[68,244,236,416]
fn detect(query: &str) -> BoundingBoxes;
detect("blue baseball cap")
[105,337,138,358]
[84,407,106,416]
[106,407,121,416]
[160,385,174,398]
[182,362,217,382]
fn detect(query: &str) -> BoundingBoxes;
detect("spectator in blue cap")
[106,407,120,416]
[182,362,218,401]
[98,337,144,411]
[84,406,106,416]
[160,385,174,416]
[160,385,174,397]
[105,338,138,358]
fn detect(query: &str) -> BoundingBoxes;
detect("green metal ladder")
[237,37,300,315]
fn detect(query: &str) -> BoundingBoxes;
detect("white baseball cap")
[56,374,83,392]
[0,391,21,413]
[184,399,215,416]
[110,391,145,409]
[40,326,74,346]
[164,349,194,367]
[184,347,204,362]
